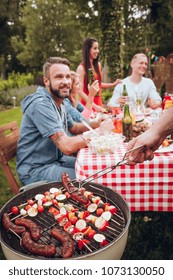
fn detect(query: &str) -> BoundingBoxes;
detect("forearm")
[85,95,93,110]
[70,119,101,134]
[69,122,89,135]
[101,82,115,89]
[107,93,121,107]
[50,132,87,155]
[147,98,162,109]
[78,90,97,110]
[78,90,88,103]
[101,79,122,89]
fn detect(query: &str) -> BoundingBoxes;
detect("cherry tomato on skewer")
[11,206,19,215]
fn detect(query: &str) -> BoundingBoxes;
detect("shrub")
[0,72,36,107]
[102,89,112,104]
[0,85,37,107]
[0,72,34,91]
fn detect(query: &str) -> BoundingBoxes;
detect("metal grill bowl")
[0,181,131,260]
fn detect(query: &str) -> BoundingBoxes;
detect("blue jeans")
[21,155,76,185]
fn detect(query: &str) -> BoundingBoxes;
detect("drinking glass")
[113,117,122,133]
[128,100,136,124]
[136,92,143,106]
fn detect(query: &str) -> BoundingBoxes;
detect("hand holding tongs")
[78,144,147,188]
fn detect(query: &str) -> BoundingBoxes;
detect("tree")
[0,0,26,78]
[98,0,124,79]
[149,0,173,56]
[12,0,100,71]
[1,0,173,80]
[99,0,152,79]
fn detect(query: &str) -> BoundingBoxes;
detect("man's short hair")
[131,53,147,63]
[43,57,70,77]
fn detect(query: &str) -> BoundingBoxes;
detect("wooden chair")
[0,121,48,195]
[0,121,20,194]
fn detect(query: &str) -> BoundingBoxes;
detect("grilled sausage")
[2,213,26,235]
[50,227,74,258]
[15,217,41,241]
[22,232,56,257]
[61,173,89,206]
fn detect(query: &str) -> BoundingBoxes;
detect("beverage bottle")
[122,103,133,142]
[88,68,99,96]
[88,68,94,85]
[162,93,171,110]
[164,99,173,109]
[113,116,122,134]
[122,84,128,96]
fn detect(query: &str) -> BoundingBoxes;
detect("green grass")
[0,107,173,260]
[0,107,23,259]
[0,106,22,127]
[0,106,23,206]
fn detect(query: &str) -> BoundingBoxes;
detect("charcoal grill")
[0,181,131,260]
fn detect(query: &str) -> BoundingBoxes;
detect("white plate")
[136,117,144,123]
[155,143,173,153]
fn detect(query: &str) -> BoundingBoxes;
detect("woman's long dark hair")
[82,38,101,86]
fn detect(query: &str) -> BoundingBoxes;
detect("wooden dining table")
[75,143,173,212]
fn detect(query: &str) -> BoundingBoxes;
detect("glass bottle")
[88,68,99,96]
[122,104,133,142]
[162,92,172,110]
[122,84,128,96]
[88,68,94,85]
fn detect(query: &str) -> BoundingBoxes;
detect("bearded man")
[17,57,100,185]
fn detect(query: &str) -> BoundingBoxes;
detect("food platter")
[155,143,173,153]
[88,133,125,155]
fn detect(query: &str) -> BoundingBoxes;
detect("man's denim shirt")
[17,86,74,183]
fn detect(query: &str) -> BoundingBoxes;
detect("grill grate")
[1,181,129,259]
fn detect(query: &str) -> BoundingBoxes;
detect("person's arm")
[33,101,87,155]
[147,98,162,109]
[80,80,100,118]
[147,80,162,109]
[92,103,106,112]
[50,131,87,155]
[69,117,103,135]
[81,80,99,114]
[101,79,122,89]
[98,62,122,89]
[107,84,123,108]
[127,107,173,164]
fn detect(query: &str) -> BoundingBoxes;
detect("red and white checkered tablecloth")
[75,143,173,212]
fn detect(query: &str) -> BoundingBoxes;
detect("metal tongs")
[81,119,99,136]
[76,144,147,188]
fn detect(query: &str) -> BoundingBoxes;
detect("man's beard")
[49,82,69,99]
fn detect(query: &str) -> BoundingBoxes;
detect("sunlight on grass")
[0,106,22,127]
[0,106,23,259]
[0,107,23,207]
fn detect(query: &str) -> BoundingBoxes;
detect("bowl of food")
[88,133,125,155]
